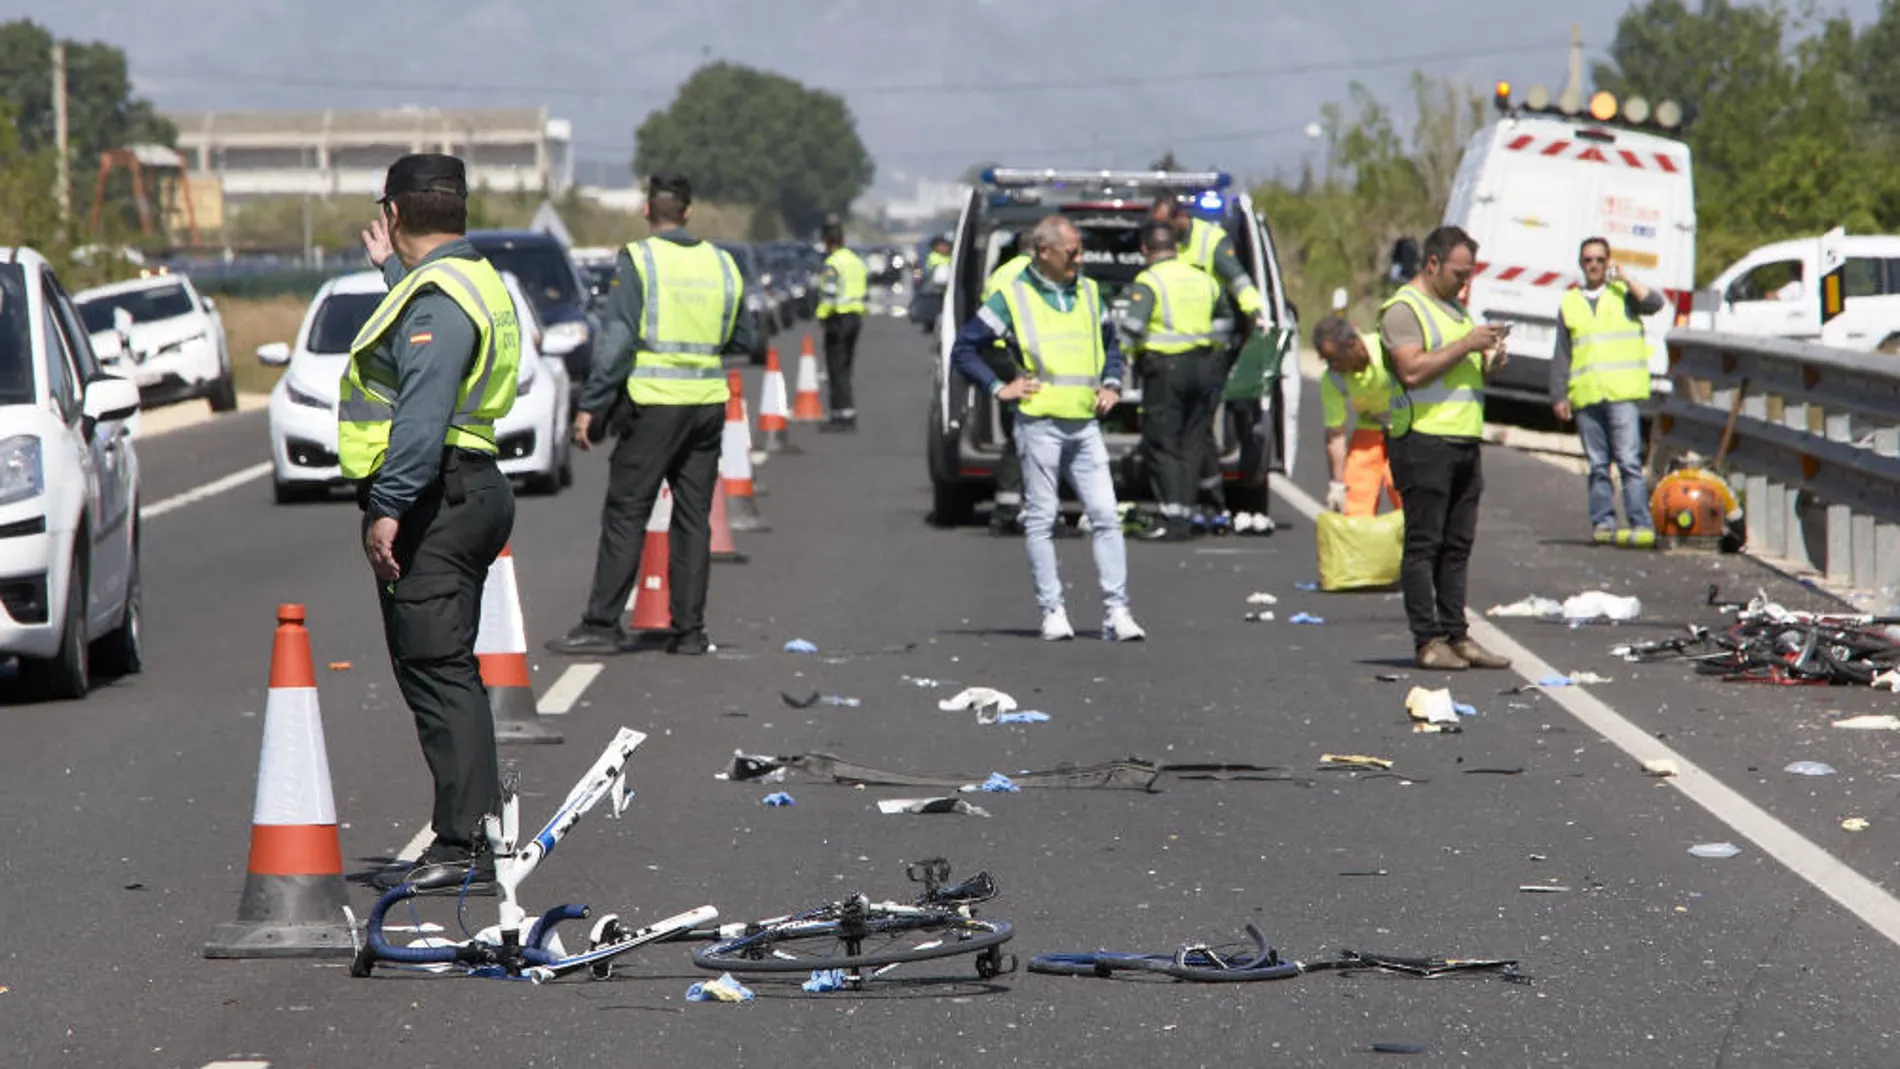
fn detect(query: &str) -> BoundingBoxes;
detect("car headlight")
[285,380,331,410]
[745,292,764,312]
[542,321,591,355]
[158,331,209,357]
[0,436,44,507]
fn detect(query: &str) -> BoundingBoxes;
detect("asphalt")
[8,315,1900,1068]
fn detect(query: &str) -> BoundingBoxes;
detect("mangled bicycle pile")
[1613,585,1900,686]
[345,727,1525,996]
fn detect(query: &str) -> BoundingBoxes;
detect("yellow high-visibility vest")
[1001,275,1106,421]
[1380,284,1482,439]
[624,237,740,406]
[1560,283,1651,407]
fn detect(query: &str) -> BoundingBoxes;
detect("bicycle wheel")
[693,902,1014,974]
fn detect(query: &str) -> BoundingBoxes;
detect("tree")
[1149,150,1182,171]
[0,20,174,163]
[634,62,874,235]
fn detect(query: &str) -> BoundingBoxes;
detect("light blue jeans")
[1016,415,1128,612]
[1575,400,1651,531]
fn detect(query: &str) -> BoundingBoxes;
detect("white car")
[0,247,145,700]
[75,270,237,413]
[259,268,572,505]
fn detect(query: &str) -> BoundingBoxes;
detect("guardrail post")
[1744,393,1780,558]
[1825,411,1854,584]
[1781,401,1812,569]
[1878,429,1900,599]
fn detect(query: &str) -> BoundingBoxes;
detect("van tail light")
[1667,289,1693,326]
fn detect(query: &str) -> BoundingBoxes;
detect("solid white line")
[1271,475,1900,948]
[201,1062,270,1069]
[145,462,273,519]
[392,825,434,866]
[537,663,603,716]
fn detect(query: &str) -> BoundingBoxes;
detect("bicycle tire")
[692,910,1013,973]
[1029,924,1301,982]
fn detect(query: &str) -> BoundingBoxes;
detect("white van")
[1700,233,1900,352]
[1438,98,1697,405]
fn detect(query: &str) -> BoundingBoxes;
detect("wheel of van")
[1879,334,1900,355]
[931,478,977,528]
[207,347,239,413]
[94,535,142,677]
[21,551,90,701]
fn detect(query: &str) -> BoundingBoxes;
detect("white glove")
[1325,481,1348,512]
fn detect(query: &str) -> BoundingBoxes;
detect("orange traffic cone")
[758,346,801,454]
[477,544,562,745]
[626,482,674,633]
[722,371,770,532]
[710,481,747,564]
[791,334,824,422]
[204,604,354,959]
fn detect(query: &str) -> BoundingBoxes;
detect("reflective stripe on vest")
[337,257,521,480]
[1004,275,1105,420]
[1135,258,1223,353]
[1184,217,1263,316]
[983,255,1031,299]
[1381,284,1483,439]
[626,238,737,406]
[818,248,868,317]
[1560,286,1651,407]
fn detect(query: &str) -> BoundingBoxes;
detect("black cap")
[647,171,693,206]
[380,153,467,203]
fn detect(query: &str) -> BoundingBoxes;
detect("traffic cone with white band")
[792,334,824,422]
[204,604,354,959]
[722,370,769,532]
[627,483,674,633]
[478,544,561,745]
[758,346,800,454]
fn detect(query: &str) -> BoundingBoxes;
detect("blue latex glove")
[1289,612,1325,625]
[762,792,796,806]
[802,968,848,992]
[995,710,1050,724]
[784,638,818,654]
[976,772,1020,793]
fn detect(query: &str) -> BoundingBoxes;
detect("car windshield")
[0,266,33,405]
[474,245,579,317]
[988,211,1151,298]
[306,292,385,354]
[77,282,196,333]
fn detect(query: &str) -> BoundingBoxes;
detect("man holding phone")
[1550,237,1665,546]
[1378,226,1511,672]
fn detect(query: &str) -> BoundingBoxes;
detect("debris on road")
[1412,723,1462,735]
[780,691,862,709]
[1517,884,1570,893]
[1843,817,1871,832]
[1486,596,1562,618]
[1371,1043,1425,1055]
[1244,610,1276,622]
[1462,767,1524,775]
[1508,671,1610,693]
[938,686,1019,723]
[718,751,1310,792]
[686,973,755,1002]
[1320,753,1394,771]
[1404,687,1459,725]
[1783,761,1837,777]
[1835,715,1900,731]
[802,969,848,993]
[761,792,796,807]
[1376,672,1410,682]
[783,639,818,654]
[994,710,1051,724]
[327,661,352,671]
[1643,759,1680,778]
[1247,592,1279,606]
[901,675,957,688]
[876,797,993,818]
[1561,591,1642,622]
[1688,842,1741,859]
[1288,612,1325,625]
[1294,581,1318,591]
[972,773,1020,793]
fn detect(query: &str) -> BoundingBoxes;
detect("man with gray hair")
[948,214,1146,641]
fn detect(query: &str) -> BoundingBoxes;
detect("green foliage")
[634,61,874,236]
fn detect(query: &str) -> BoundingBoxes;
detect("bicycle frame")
[352,727,719,982]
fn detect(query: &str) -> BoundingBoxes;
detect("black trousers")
[582,401,724,633]
[370,456,515,850]
[1140,350,1225,521]
[1387,432,1484,647]
[823,313,863,417]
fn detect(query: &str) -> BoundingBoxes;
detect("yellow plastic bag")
[1316,509,1404,591]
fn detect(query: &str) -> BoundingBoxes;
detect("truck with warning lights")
[1433,83,1698,411]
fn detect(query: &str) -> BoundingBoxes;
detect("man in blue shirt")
[948,214,1146,642]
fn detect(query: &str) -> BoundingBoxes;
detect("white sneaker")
[1103,606,1146,642]
[1041,607,1075,641]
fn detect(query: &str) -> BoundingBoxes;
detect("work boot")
[1615,528,1657,549]
[1415,637,1470,671]
[1591,526,1615,545]
[666,628,715,656]
[1449,637,1512,669]
[545,622,624,656]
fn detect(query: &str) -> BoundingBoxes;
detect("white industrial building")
[165,106,574,200]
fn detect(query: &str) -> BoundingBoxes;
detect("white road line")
[145,462,273,519]
[537,663,603,716]
[201,1061,270,1069]
[1271,476,1900,948]
[392,825,434,867]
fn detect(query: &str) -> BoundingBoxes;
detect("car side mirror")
[83,375,142,424]
[201,296,217,313]
[256,341,292,366]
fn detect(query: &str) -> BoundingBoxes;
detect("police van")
[1435,84,1698,408]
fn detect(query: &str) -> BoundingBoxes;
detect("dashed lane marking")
[1270,475,1900,949]
[537,663,603,716]
[145,462,273,519]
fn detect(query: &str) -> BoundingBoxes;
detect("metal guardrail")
[1656,329,1900,593]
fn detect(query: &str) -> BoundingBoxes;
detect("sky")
[14,0,1889,198]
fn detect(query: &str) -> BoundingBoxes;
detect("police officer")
[1119,222,1228,541]
[816,222,869,432]
[345,154,520,890]
[917,234,954,333]
[1149,195,1267,529]
[1379,225,1510,672]
[547,172,755,658]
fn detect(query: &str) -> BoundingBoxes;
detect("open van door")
[1239,196,1299,476]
